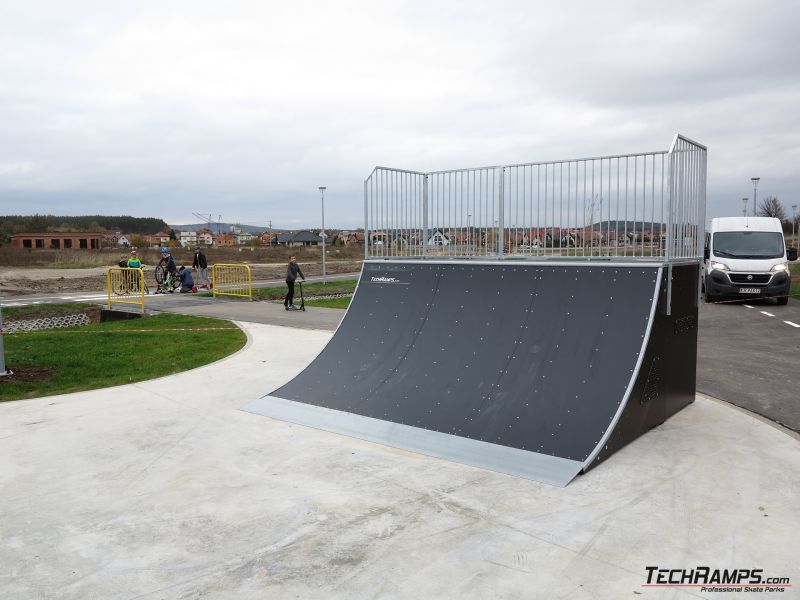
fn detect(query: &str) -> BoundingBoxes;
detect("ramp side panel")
[268,262,659,463]
[244,395,584,488]
[586,263,699,469]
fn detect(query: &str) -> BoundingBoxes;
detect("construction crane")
[193,213,223,235]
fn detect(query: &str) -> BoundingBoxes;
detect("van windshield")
[712,231,784,259]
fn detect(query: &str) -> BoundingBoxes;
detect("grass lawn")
[790,262,800,301]
[252,278,358,301]
[1,313,246,401]
[303,296,352,309]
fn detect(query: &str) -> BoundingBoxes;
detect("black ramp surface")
[246,260,666,485]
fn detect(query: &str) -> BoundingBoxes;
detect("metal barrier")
[107,268,146,313]
[212,264,252,300]
[364,134,706,263]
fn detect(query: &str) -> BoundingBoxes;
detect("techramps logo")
[642,566,791,593]
[369,276,408,285]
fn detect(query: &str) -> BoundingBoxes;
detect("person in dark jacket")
[284,256,305,310]
[178,266,196,293]
[192,246,211,289]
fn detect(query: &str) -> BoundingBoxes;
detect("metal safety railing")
[107,268,146,314]
[364,134,706,264]
[212,264,252,300]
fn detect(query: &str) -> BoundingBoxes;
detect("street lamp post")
[742,198,748,217]
[318,186,327,284]
[751,177,760,217]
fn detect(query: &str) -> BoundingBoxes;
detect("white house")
[237,232,256,245]
[179,231,198,247]
[427,228,450,246]
[197,230,214,246]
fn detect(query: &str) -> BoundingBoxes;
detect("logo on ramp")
[370,276,407,284]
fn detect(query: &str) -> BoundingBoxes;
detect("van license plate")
[739,287,760,294]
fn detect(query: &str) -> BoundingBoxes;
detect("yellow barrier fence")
[212,264,252,300]
[107,268,146,314]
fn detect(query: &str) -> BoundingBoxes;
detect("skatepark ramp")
[244,135,706,486]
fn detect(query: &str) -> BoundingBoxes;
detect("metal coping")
[243,395,584,487]
[364,257,671,268]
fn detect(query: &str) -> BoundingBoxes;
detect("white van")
[703,216,797,305]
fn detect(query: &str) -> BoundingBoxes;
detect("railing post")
[498,167,505,258]
[665,138,677,316]
[422,174,429,258]
[364,178,369,260]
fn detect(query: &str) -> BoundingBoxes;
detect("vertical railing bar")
[582,160,587,257]
[364,177,369,259]
[660,154,665,259]
[650,154,655,257]
[599,158,604,259]
[633,156,638,257]
[641,154,646,257]
[498,167,505,258]
[422,173,428,258]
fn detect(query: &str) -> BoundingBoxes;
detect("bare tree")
[757,196,787,221]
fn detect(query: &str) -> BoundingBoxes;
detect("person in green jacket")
[125,249,144,292]
[126,249,142,268]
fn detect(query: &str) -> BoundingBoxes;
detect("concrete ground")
[1,322,798,599]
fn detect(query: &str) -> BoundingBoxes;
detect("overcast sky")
[1,1,798,229]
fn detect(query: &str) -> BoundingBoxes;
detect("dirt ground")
[0,260,362,296]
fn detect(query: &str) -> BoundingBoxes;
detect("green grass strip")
[0,313,246,402]
[303,296,352,309]
[2,302,98,321]
[253,278,358,301]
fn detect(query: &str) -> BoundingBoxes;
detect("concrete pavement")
[1,322,798,599]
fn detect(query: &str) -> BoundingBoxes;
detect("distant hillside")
[170,222,271,234]
[0,214,170,243]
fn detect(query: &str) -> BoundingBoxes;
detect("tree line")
[757,196,797,225]
[0,214,170,244]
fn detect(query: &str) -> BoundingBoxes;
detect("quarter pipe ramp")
[244,260,698,486]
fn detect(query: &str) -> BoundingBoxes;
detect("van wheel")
[776,296,789,306]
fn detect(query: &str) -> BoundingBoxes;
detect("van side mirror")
[788,247,798,261]
[703,247,710,260]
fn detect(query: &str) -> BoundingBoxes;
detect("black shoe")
[284,305,290,311]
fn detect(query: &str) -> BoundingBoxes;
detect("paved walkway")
[157,297,344,331]
[1,322,798,599]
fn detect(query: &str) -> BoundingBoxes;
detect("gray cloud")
[1,0,798,228]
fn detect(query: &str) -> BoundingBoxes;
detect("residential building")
[236,232,256,245]
[216,234,236,246]
[179,231,197,247]
[149,231,171,247]
[288,230,321,246]
[427,228,450,246]
[10,232,102,250]
[196,229,214,246]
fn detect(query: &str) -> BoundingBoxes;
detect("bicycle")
[154,268,181,294]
